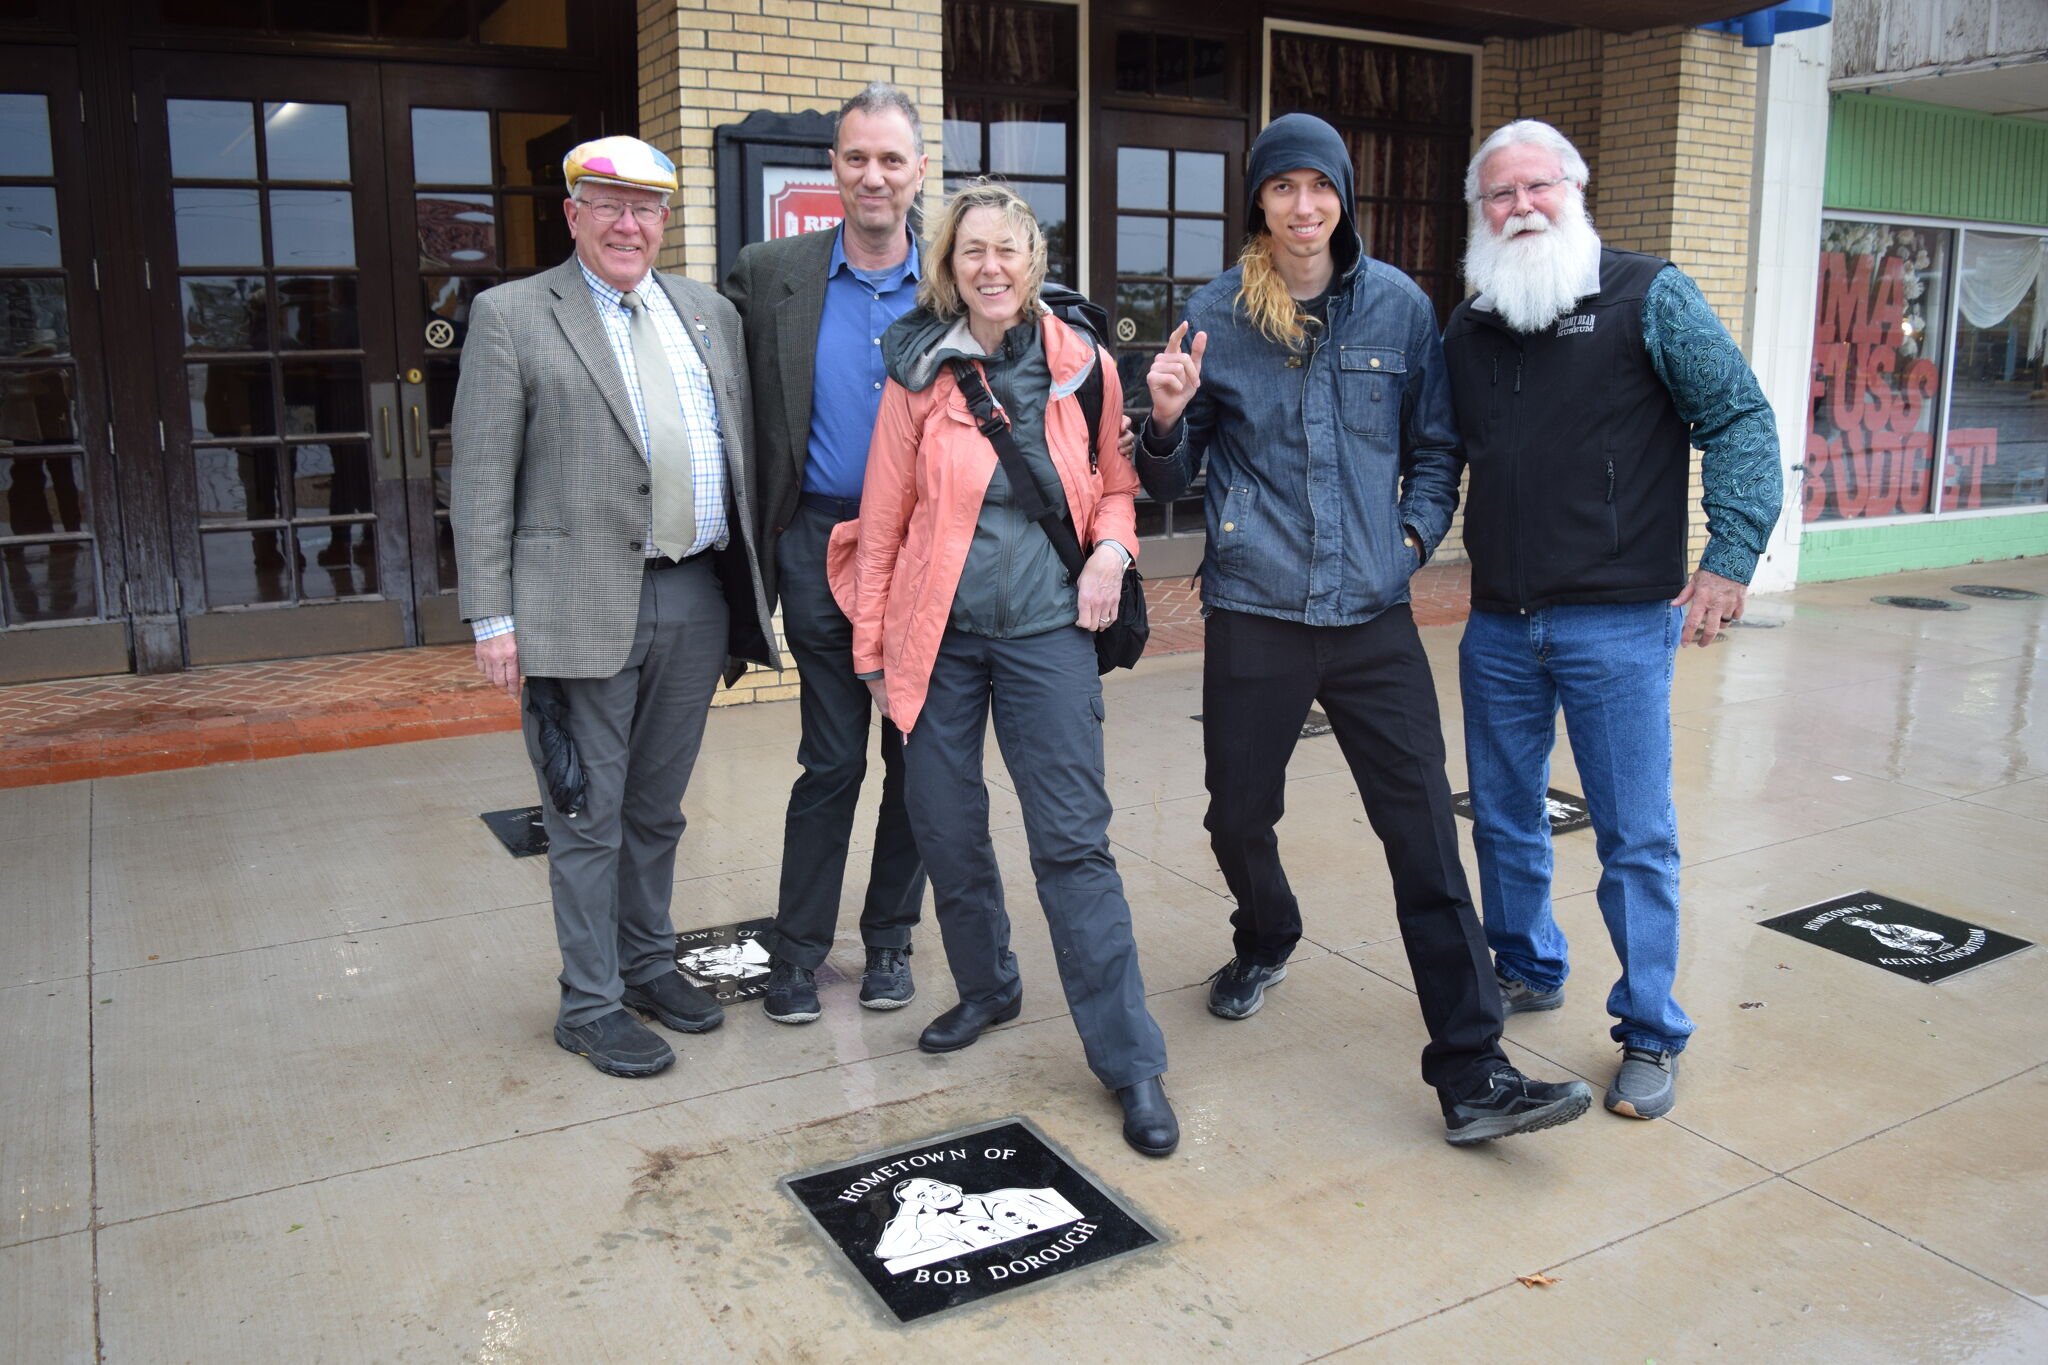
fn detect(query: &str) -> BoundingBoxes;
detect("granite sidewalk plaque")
[784,1118,1162,1323]
[1451,788,1593,835]
[673,917,842,1003]
[480,805,550,857]
[1760,891,2032,983]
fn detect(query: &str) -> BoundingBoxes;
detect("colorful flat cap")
[562,136,678,195]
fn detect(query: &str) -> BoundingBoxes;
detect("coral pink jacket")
[830,313,1138,734]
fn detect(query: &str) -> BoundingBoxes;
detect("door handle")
[398,375,431,479]
[369,381,401,480]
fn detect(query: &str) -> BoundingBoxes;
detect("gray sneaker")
[1605,1046,1678,1119]
[1496,972,1564,1016]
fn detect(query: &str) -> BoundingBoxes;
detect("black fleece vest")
[1444,249,1691,613]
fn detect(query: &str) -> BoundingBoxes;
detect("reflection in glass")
[1116,216,1168,276]
[0,365,74,443]
[0,277,68,357]
[427,357,460,429]
[499,111,577,187]
[274,275,360,350]
[1174,218,1224,280]
[1176,152,1224,214]
[990,118,1063,177]
[942,115,982,172]
[297,522,378,596]
[436,513,458,587]
[269,190,356,266]
[1946,231,2048,511]
[480,0,570,48]
[174,188,263,267]
[418,193,496,268]
[182,277,266,352]
[291,443,372,518]
[281,359,365,435]
[2,542,96,624]
[0,187,61,268]
[168,99,256,180]
[1113,31,1150,94]
[1189,39,1228,102]
[188,362,273,439]
[1117,147,1168,211]
[262,102,350,181]
[0,94,52,178]
[193,446,276,520]
[504,192,571,269]
[1115,279,1169,346]
[0,455,84,535]
[1013,182,1067,274]
[412,108,492,185]
[202,528,290,605]
[1156,35,1188,95]
[422,276,490,340]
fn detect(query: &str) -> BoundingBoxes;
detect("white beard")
[1463,193,1602,333]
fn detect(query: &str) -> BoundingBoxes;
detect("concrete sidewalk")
[5,562,2046,1362]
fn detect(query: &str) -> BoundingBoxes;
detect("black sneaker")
[762,957,820,1024]
[858,947,915,1010]
[1206,956,1287,1019]
[554,1009,675,1078]
[1443,1067,1594,1145]
[1496,972,1565,1016]
[622,971,724,1034]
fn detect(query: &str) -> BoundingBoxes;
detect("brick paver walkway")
[0,566,1474,788]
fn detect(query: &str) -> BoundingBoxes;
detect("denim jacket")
[1138,258,1463,627]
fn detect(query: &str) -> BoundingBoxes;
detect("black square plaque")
[673,917,842,1003]
[1760,891,2033,983]
[783,1118,1162,1323]
[1450,788,1592,835]
[480,805,549,857]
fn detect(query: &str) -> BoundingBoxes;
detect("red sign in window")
[767,182,843,240]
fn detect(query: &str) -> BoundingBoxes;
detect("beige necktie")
[621,289,696,559]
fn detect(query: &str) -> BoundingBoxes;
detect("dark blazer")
[451,255,778,680]
[723,226,840,609]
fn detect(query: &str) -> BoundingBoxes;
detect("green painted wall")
[1825,93,2048,227]
[1799,513,2048,582]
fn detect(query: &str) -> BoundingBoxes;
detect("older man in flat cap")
[454,135,778,1078]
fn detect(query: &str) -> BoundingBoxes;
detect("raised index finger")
[1164,320,1188,355]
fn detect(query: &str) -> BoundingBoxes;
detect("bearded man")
[1442,121,1782,1122]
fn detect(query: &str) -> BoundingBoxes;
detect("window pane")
[989,116,1063,178]
[175,189,264,267]
[182,277,266,352]
[1189,39,1228,102]
[269,189,357,267]
[480,0,569,48]
[194,446,279,521]
[0,277,68,357]
[423,276,491,351]
[503,192,570,269]
[383,0,469,39]
[412,108,492,185]
[1014,182,1067,273]
[1114,31,1150,94]
[0,455,85,535]
[425,358,460,430]
[189,361,275,439]
[0,94,52,177]
[297,522,378,597]
[281,359,365,436]
[418,192,497,268]
[942,112,982,173]
[0,187,61,268]
[262,102,350,181]
[1115,278,1169,346]
[1805,221,1952,522]
[1173,218,1223,280]
[1,541,96,623]
[168,99,256,180]
[1175,151,1223,214]
[0,365,73,443]
[290,442,374,517]
[274,275,361,350]
[1117,147,1167,211]
[1945,231,2048,511]
[498,112,576,187]
[202,528,290,605]
[1116,215,1167,276]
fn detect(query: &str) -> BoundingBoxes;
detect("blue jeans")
[1458,603,1693,1054]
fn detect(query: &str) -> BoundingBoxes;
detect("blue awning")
[1703,0,1832,47]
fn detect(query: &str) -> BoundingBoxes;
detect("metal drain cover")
[1871,596,1968,611]
[1951,584,2044,601]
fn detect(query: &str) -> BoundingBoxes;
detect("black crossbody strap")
[948,358,1088,581]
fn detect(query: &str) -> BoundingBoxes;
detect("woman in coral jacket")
[844,182,1175,1157]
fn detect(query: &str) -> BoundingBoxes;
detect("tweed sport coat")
[451,255,779,681]
[723,225,849,609]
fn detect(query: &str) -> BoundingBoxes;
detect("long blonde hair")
[917,180,1048,322]
[1236,234,1309,347]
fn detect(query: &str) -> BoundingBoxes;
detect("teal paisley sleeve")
[1641,268,1783,584]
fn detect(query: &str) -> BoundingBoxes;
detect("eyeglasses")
[578,199,669,225]
[1479,178,1567,209]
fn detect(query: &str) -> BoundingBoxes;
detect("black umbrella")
[522,678,586,817]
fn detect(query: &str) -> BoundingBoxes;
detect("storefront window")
[1805,220,1951,521]
[1946,230,2048,511]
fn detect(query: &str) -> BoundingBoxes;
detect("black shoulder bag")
[947,356,1148,673]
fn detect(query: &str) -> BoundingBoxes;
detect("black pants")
[1201,605,1507,1099]
[762,503,925,969]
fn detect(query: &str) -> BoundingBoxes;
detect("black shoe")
[1442,1067,1594,1145]
[1206,956,1288,1019]
[622,971,724,1034]
[554,1009,675,1078]
[918,993,1023,1053]
[1116,1076,1179,1157]
[1496,971,1565,1016]
[762,957,820,1024]
[859,946,915,1011]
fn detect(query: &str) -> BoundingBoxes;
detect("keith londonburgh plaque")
[783,1118,1162,1322]
[1760,891,2032,984]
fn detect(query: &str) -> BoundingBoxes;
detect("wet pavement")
[4,560,2046,1361]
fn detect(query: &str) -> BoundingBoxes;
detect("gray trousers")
[524,555,728,1028]
[763,503,925,968]
[903,625,1167,1092]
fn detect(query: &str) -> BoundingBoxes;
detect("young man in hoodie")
[1138,113,1592,1145]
